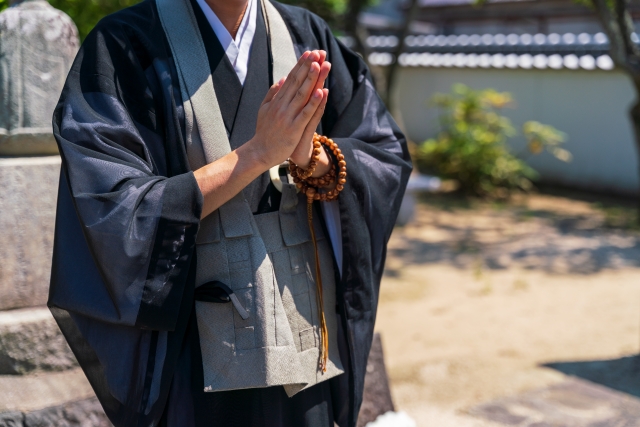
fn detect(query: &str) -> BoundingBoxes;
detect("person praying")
[48,0,412,426]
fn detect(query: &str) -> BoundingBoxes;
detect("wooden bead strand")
[291,133,347,202]
[289,134,323,180]
[289,133,348,373]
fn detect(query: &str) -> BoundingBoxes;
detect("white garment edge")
[195,0,344,277]
[195,0,257,85]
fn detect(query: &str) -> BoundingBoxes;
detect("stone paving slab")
[0,398,111,427]
[0,157,60,311]
[23,398,111,427]
[0,307,76,375]
[0,368,93,414]
[0,411,24,427]
[469,378,640,426]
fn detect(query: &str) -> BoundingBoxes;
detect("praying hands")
[252,49,332,173]
[194,49,332,218]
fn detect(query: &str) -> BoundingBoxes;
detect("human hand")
[289,51,332,169]
[246,50,329,170]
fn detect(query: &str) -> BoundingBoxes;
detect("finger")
[301,61,331,105]
[272,51,310,102]
[314,61,331,93]
[299,88,328,148]
[317,50,327,65]
[309,50,321,62]
[289,61,322,113]
[293,88,324,129]
[302,61,331,105]
[261,77,285,107]
[282,50,320,103]
[310,50,324,65]
[288,51,311,82]
[278,50,321,104]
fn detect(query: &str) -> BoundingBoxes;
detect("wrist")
[289,145,314,169]
[236,139,271,175]
[293,134,346,203]
[310,146,332,178]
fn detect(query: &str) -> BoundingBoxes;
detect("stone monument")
[0,0,78,155]
[0,0,78,312]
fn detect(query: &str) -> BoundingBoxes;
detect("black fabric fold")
[190,0,243,134]
[137,172,202,330]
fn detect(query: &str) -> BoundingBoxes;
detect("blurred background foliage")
[414,84,569,198]
[0,0,371,40]
[48,0,139,40]
[0,0,141,40]
[278,0,347,30]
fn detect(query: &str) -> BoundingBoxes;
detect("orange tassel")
[307,201,328,372]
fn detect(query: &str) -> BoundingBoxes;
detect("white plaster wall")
[394,66,640,196]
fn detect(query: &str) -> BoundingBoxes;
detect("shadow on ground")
[387,192,640,275]
[544,355,640,398]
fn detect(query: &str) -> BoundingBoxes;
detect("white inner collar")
[195,0,257,85]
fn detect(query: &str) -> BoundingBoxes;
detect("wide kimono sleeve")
[49,21,202,332]
[48,15,201,426]
[325,46,411,290]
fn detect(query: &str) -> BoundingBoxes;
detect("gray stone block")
[469,377,640,426]
[0,157,60,311]
[0,0,78,156]
[0,412,24,427]
[24,399,111,427]
[0,307,76,375]
[0,368,93,414]
[357,333,395,427]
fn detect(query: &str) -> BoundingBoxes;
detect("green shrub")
[0,0,141,40]
[278,0,347,30]
[414,84,569,198]
[47,0,142,41]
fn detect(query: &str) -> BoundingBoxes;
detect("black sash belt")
[195,281,250,320]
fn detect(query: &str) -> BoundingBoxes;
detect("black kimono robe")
[48,1,412,426]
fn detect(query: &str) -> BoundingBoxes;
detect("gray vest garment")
[155,0,344,397]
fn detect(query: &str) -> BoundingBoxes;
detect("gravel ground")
[376,191,640,426]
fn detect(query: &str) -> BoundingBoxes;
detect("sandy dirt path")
[375,192,640,426]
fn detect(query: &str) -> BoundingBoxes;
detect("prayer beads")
[288,133,348,372]
[289,133,347,204]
